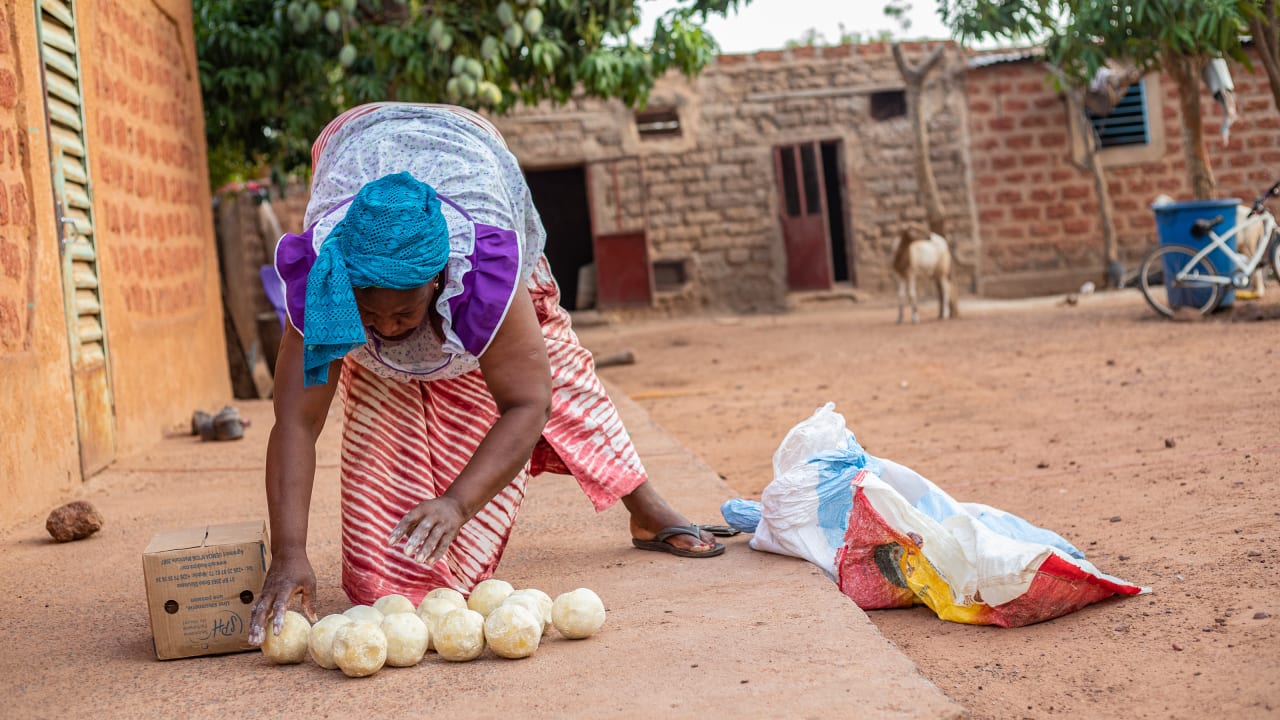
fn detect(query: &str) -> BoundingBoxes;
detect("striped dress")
[282,103,648,605]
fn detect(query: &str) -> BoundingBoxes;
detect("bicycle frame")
[1174,210,1278,286]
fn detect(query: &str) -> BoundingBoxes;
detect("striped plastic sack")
[724,404,1148,627]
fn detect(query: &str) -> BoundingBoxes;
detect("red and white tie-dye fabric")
[337,258,647,606]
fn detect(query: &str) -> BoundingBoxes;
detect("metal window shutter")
[1091,83,1149,148]
[39,0,106,366]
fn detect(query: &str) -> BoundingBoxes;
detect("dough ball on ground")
[484,604,542,659]
[343,605,385,625]
[417,597,460,651]
[261,610,311,664]
[507,589,553,634]
[467,579,514,617]
[433,608,486,662]
[552,588,606,639]
[332,622,388,678]
[373,593,416,616]
[381,612,429,667]
[422,587,467,611]
[308,614,354,669]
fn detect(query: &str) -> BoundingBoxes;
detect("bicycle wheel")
[1138,244,1222,318]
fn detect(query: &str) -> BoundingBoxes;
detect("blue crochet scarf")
[302,172,451,386]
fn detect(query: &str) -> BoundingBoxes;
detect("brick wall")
[966,48,1280,297]
[493,40,978,313]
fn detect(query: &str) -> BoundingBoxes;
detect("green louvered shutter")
[37,0,116,475]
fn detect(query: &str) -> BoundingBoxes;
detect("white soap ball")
[552,588,606,639]
[507,589,553,634]
[261,610,311,664]
[373,593,416,616]
[308,614,354,670]
[467,578,514,617]
[417,597,460,651]
[342,605,385,625]
[484,604,542,659]
[422,587,467,611]
[332,622,387,678]
[381,612,429,667]
[433,608,486,662]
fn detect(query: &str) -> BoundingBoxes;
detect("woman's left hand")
[389,496,467,566]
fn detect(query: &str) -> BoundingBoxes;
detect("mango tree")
[195,0,746,186]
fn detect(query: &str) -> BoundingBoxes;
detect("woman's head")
[354,282,437,341]
[300,172,453,385]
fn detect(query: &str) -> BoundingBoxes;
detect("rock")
[1172,643,1183,651]
[45,501,104,542]
[1164,438,1176,448]
[1254,611,1271,620]
[1110,515,1122,523]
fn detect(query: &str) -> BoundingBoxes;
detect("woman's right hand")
[248,551,318,646]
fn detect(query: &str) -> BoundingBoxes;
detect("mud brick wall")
[494,41,979,313]
[965,47,1280,297]
[2,0,227,525]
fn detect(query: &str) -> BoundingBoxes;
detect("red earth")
[579,289,1280,720]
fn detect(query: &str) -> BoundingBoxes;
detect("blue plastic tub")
[1152,198,1240,309]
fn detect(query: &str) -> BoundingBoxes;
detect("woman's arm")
[248,325,342,644]
[390,287,552,566]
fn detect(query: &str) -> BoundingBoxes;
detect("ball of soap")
[423,587,467,610]
[467,578,514,617]
[332,622,387,678]
[417,597,460,651]
[484,604,542,659]
[308,614,354,669]
[433,608,486,662]
[261,610,311,664]
[373,593,416,616]
[381,612,429,667]
[552,588,606,639]
[507,589,553,634]
[343,605,384,625]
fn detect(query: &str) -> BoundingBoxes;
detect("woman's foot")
[622,481,722,556]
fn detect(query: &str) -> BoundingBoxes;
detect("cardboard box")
[142,520,271,660]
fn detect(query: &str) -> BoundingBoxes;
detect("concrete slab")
[1,391,964,720]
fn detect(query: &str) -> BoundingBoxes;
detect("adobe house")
[491,40,1279,309]
[491,41,981,314]
[1,0,228,526]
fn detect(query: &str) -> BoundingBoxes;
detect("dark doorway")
[821,141,852,284]
[524,166,594,309]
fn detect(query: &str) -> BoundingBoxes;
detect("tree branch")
[892,43,945,84]
[1250,6,1280,114]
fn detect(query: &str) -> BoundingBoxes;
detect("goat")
[1152,194,1265,297]
[892,228,956,323]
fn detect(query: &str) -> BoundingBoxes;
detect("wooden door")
[773,142,833,291]
[38,0,116,476]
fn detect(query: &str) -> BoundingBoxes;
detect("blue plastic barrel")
[1152,198,1240,309]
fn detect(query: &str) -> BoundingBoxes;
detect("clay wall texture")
[0,0,228,527]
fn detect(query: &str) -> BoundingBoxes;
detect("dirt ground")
[577,289,1280,720]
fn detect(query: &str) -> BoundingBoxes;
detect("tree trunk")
[1167,53,1216,200]
[1065,90,1120,281]
[1251,1,1280,114]
[892,43,947,236]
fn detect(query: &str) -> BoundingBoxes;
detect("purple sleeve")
[446,222,522,356]
[274,228,318,333]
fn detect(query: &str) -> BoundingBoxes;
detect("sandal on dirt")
[632,525,726,558]
[212,406,245,442]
